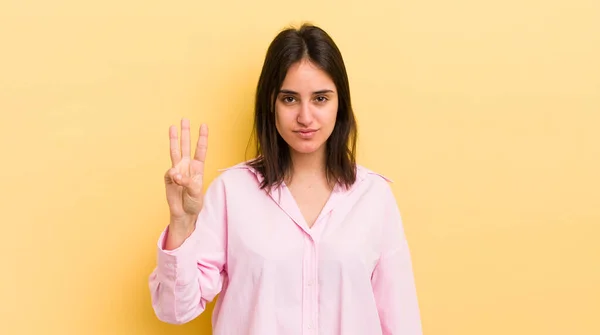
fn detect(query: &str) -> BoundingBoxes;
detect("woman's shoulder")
[354,165,400,205]
[355,164,394,185]
[210,161,395,192]
[212,160,263,185]
[217,160,255,173]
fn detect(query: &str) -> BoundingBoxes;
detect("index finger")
[194,123,208,163]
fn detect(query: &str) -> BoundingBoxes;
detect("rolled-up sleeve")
[148,176,228,324]
[371,185,423,334]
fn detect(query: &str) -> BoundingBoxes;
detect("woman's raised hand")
[164,118,208,239]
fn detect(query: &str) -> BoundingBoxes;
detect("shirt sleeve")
[371,184,423,334]
[148,176,228,324]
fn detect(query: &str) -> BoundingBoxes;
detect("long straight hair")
[247,23,358,191]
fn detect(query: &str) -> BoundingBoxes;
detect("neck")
[287,147,327,184]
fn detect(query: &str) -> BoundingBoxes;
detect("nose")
[296,101,313,126]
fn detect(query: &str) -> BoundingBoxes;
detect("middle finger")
[181,118,191,158]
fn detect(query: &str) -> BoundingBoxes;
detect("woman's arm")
[149,176,228,324]
[371,185,423,334]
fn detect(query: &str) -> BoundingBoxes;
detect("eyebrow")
[278,89,335,95]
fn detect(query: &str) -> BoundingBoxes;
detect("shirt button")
[307,280,314,286]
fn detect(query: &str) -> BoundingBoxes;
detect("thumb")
[174,173,193,188]
[167,168,192,187]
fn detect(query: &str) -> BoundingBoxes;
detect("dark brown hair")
[247,23,358,191]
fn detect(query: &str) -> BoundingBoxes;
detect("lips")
[295,129,318,139]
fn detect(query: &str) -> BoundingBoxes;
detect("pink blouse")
[149,162,422,334]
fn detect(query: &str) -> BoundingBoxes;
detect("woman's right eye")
[283,96,296,103]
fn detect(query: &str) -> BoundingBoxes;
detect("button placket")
[302,235,314,333]
[311,239,319,334]
[301,233,320,334]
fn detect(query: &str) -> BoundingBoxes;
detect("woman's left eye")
[315,96,328,103]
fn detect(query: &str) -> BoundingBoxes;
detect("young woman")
[149,23,422,334]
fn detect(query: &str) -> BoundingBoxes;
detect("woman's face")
[275,59,338,157]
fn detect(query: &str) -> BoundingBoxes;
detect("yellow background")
[1,0,598,334]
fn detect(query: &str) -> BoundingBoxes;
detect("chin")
[289,142,325,155]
